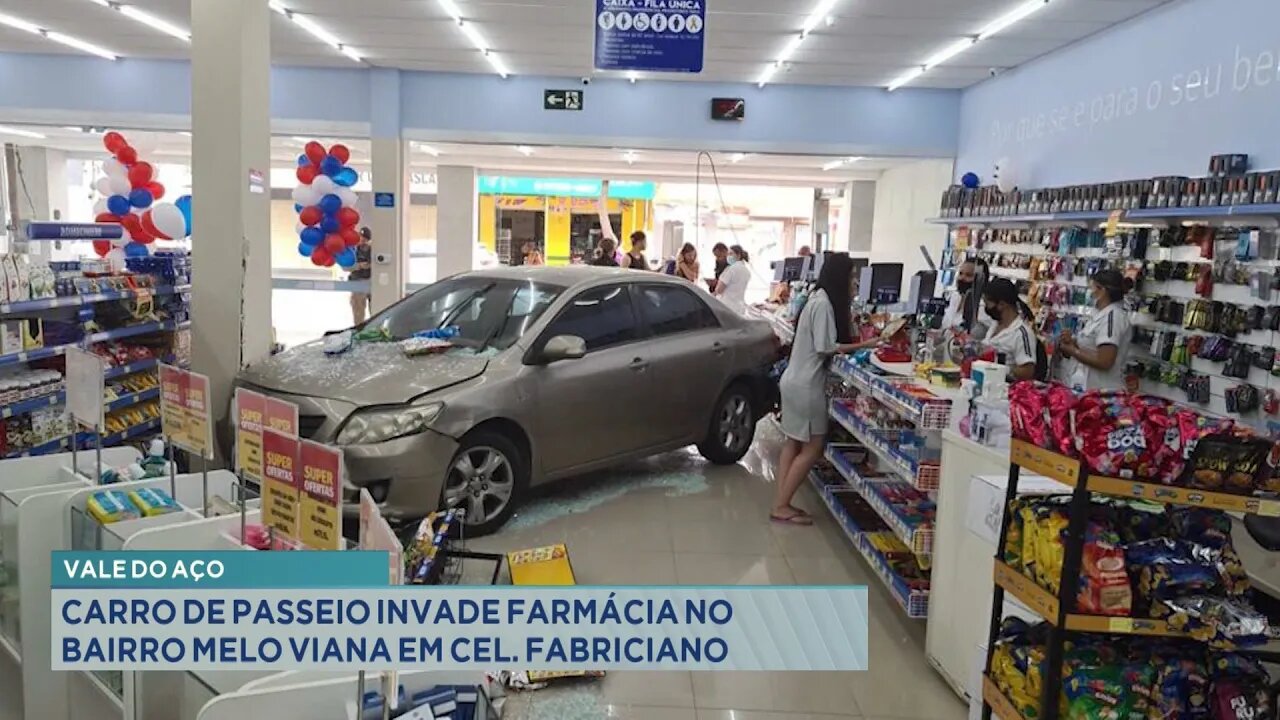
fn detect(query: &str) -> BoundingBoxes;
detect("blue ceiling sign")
[593,0,706,74]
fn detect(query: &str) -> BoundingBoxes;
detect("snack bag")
[1035,506,1069,594]
[1163,412,1234,485]
[1009,381,1051,448]
[1004,497,1029,570]
[1077,521,1131,616]
[1150,655,1211,720]
[1046,383,1080,456]
[1209,679,1272,720]
[1074,391,1154,478]
[87,490,139,524]
[1163,596,1270,649]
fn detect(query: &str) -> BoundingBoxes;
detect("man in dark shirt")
[707,242,730,291]
[349,226,373,324]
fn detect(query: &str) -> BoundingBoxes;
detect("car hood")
[240,340,491,406]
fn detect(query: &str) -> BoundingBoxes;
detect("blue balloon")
[961,172,980,189]
[320,155,343,177]
[124,242,149,258]
[297,154,310,167]
[335,247,356,268]
[298,242,315,258]
[294,203,304,213]
[299,226,324,246]
[333,167,358,187]
[107,194,131,216]
[175,195,193,235]
[320,216,341,234]
[319,193,342,215]
[129,188,154,209]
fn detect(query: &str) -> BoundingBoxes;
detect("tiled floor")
[465,423,968,720]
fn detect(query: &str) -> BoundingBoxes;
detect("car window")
[363,277,563,351]
[637,285,720,337]
[543,285,639,352]
[488,284,561,349]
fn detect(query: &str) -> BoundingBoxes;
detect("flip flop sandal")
[770,510,814,526]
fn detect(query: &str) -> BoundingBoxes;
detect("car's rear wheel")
[440,429,526,536]
[697,383,757,465]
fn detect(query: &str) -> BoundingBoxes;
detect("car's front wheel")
[697,383,757,465]
[440,429,526,536]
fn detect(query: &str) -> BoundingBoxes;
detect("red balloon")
[330,144,350,164]
[146,181,165,200]
[127,161,154,187]
[116,146,138,165]
[95,212,121,224]
[323,234,346,255]
[340,228,360,247]
[119,214,143,237]
[139,211,168,242]
[296,165,318,184]
[92,240,112,257]
[299,206,323,227]
[304,141,326,165]
[336,207,360,228]
[310,247,331,266]
[103,132,126,153]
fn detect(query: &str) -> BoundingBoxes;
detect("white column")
[811,194,830,252]
[436,165,477,278]
[9,146,68,261]
[840,180,876,255]
[190,0,273,432]
[368,138,409,308]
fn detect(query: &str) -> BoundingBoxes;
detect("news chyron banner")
[52,552,869,671]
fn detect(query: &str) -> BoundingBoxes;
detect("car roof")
[466,265,688,289]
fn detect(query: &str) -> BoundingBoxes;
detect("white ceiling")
[0,124,915,185]
[0,0,1172,88]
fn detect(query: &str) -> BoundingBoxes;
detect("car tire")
[439,429,527,537]
[697,382,757,465]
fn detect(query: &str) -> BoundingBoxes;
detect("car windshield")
[361,276,564,350]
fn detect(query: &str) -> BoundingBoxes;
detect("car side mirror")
[541,335,586,363]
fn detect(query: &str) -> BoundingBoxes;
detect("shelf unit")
[829,400,941,491]
[824,444,933,558]
[0,285,189,315]
[980,438,1254,720]
[930,203,1280,227]
[810,470,930,618]
[831,357,953,431]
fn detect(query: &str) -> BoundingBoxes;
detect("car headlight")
[336,403,443,445]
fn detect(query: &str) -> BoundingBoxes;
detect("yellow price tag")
[1108,617,1134,633]
[1258,500,1280,517]
[1105,210,1124,238]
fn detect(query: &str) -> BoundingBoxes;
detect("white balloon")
[103,158,126,179]
[106,248,127,269]
[295,221,306,235]
[93,199,108,216]
[337,187,357,208]
[95,177,113,196]
[111,235,130,248]
[150,203,187,239]
[292,183,319,207]
[129,132,157,155]
[311,175,335,196]
[109,175,132,196]
[995,157,1017,194]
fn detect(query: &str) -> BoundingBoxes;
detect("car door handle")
[712,341,726,355]
[629,358,648,372]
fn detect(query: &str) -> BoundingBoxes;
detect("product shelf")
[1010,439,1280,516]
[983,675,1025,720]
[832,357,952,430]
[931,203,1280,228]
[0,391,64,419]
[103,357,162,380]
[2,434,73,459]
[992,561,1186,638]
[810,470,930,619]
[824,444,933,558]
[0,284,189,316]
[104,387,160,413]
[95,418,161,447]
[829,400,941,491]
[0,342,76,368]
[84,319,185,344]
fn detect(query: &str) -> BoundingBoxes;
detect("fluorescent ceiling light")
[0,12,118,59]
[459,22,488,51]
[924,38,975,69]
[0,125,48,139]
[177,131,192,137]
[515,146,534,156]
[889,0,1051,90]
[729,153,750,164]
[486,53,510,78]
[436,0,511,78]
[437,0,463,21]
[622,151,639,165]
[273,3,362,63]
[416,144,440,156]
[757,0,843,87]
[979,0,1049,40]
[627,71,639,84]
[887,67,925,92]
[822,156,862,171]
[117,4,191,42]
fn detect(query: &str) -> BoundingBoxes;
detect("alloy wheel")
[443,446,515,526]
[718,395,752,454]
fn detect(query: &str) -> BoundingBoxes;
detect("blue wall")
[956,0,1280,187]
[0,52,959,157]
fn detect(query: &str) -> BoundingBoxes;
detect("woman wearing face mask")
[714,245,752,315]
[980,278,1043,381]
[1059,269,1133,391]
[773,253,882,525]
[943,257,989,331]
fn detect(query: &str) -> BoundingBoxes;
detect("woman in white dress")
[772,254,881,525]
[713,245,753,316]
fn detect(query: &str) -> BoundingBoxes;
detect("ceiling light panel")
[0,125,49,139]
[86,2,190,43]
[757,0,844,87]
[0,12,118,59]
[435,0,512,78]
[271,2,363,63]
[888,0,1049,91]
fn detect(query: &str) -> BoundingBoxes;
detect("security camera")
[581,77,591,85]
[988,68,1001,78]
[374,252,390,265]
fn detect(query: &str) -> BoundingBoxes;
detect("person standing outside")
[772,254,881,525]
[591,237,619,267]
[621,231,649,270]
[521,241,544,266]
[674,243,700,283]
[713,245,753,316]
[596,180,649,270]
[349,226,373,325]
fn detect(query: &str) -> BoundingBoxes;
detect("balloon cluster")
[292,141,361,268]
[92,131,193,262]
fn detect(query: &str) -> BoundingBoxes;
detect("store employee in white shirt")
[980,278,1040,381]
[942,257,988,332]
[1059,269,1132,391]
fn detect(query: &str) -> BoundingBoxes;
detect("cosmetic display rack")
[810,470,930,619]
[930,204,1280,228]
[831,356,953,431]
[829,400,942,491]
[825,443,933,557]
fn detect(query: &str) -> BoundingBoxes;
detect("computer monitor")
[772,256,810,283]
[858,263,904,304]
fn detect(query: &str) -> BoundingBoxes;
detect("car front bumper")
[340,428,459,521]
